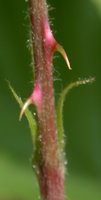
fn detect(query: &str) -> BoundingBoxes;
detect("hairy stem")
[28,0,65,200]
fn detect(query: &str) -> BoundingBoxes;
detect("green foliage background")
[0,0,101,199]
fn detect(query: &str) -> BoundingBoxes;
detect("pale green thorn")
[55,43,72,70]
[19,98,32,121]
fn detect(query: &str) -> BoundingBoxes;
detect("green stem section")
[57,78,95,151]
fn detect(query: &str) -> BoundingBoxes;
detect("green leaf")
[57,78,95,150]
[8,82,37,144]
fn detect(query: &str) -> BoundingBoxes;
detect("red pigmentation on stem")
[20,1,71,199]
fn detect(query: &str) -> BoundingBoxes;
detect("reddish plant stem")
[28,0,65,200]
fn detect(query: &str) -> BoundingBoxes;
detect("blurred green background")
[0,0,101,199]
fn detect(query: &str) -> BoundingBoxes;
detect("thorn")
[19,98,32,121]
[55,44,72,70]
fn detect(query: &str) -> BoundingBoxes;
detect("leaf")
[8,82,37,144]
[57,78,95,150]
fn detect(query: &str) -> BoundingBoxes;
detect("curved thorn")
[55,44,72,70]
[19,98,32,121]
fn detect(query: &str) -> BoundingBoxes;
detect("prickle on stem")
[55,43,72,70]
[20,81,42,120]
[19,42,71,120]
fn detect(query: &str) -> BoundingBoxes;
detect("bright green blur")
[0,0,101,199]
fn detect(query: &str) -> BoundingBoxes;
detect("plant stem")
[28,0,65,200]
